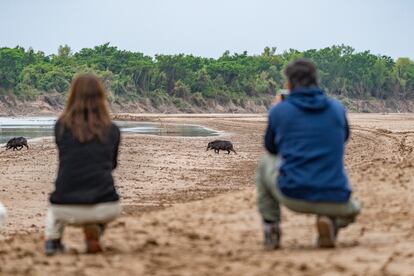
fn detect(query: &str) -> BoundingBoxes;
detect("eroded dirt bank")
[1,114,414,275]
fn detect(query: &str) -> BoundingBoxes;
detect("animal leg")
[231,149,237,154]
[227,150,230,154]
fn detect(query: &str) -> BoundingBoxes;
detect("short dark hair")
[284,59,318,89]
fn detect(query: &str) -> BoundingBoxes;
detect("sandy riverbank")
[0,114,414,275]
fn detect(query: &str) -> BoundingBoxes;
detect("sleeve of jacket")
[333,100,350,143]
[112,125,121,170]
[54,121,62,144]
[264,112,278,155]
[344,109,350,142]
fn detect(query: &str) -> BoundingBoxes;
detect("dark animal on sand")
[5,137,29,151]
[206,140,236,154]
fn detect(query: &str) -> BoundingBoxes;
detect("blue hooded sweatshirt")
[265,87,351,203]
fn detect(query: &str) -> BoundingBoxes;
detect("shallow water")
[0,117,218,143]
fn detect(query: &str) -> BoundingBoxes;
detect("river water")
[0,117,218,143]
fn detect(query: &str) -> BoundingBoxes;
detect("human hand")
[271,94,284,106]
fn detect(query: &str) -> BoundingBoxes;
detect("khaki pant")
[256,154,361,228]
[45,201,121,239]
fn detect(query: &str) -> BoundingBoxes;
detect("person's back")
[266,88,350,202]
[44,73,121,255]
[256,59,361,250]
[52,121,120,204]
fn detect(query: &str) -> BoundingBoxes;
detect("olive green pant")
[256,154,361,228]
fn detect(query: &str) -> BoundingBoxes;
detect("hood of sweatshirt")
[287,87,328,111]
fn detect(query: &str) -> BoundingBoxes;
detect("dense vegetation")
[0,44,413,111]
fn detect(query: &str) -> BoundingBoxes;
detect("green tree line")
[0,43,413,109]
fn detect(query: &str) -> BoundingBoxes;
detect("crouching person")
[45,74,121,255]
[257,59,361,249]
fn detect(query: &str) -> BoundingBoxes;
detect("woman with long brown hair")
[44,73,121,255]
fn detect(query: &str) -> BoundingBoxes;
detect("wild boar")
[6,137,29,151]
[206,140,236,154]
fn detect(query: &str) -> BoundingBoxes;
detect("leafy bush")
[0,44,413,110]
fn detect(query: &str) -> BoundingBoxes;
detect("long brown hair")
[59,73,111,143]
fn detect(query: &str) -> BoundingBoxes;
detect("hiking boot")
[44,239,65,256]
[263,222,281,250]
[316,216,336,248]
[83,224,103,253]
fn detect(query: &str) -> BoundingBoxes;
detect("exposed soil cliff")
[0,93,413,116]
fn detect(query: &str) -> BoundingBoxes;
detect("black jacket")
[50,121,120,204]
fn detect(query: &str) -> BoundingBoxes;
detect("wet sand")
[0,114,414,275]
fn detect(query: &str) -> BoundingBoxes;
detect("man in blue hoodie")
[256,59,361,249]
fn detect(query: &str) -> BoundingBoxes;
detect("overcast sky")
[1,0,413,59]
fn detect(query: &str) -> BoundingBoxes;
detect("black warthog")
[206,140,236,154]
[5,137,29,151]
